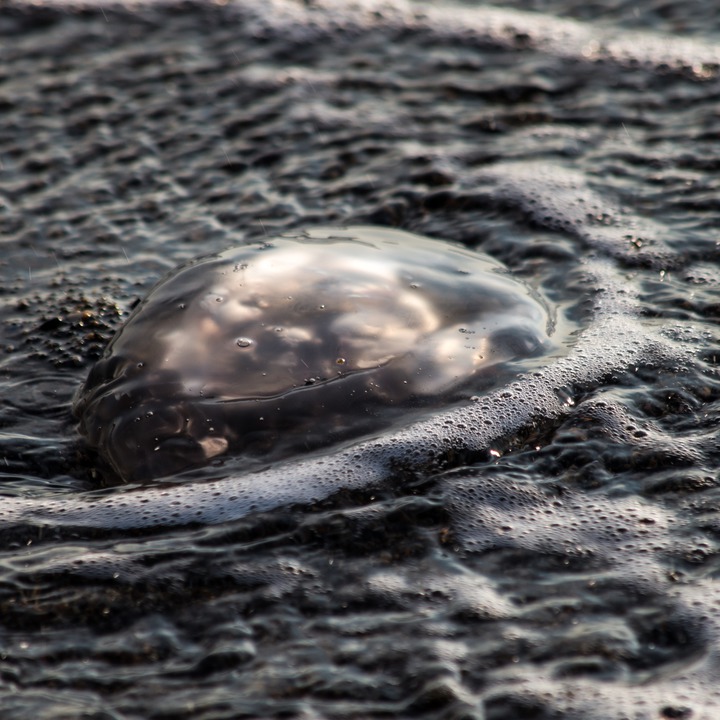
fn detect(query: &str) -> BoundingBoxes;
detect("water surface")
[1,1,720,718]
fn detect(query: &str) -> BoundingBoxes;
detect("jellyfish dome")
[74,226,552,482]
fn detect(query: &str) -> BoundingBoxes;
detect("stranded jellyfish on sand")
[74,226,552,483]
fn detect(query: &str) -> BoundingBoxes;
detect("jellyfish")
[73,226,553,483]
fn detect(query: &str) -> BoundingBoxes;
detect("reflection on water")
[1,0,720,718]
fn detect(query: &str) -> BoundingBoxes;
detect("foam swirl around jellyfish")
[73,226,553,483]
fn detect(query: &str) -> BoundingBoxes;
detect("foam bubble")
[249,0,720,77]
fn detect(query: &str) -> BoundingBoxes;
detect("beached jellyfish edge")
[73,226,553,483]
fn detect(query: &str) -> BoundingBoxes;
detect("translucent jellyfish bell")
[74,226,553,482]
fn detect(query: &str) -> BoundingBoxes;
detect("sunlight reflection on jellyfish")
[73,226,554,483]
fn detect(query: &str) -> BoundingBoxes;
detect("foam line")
[0,160,681,532]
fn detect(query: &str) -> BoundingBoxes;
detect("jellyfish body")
[74,226,552,482]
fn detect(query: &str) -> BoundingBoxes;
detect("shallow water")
[1,0,720,718]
